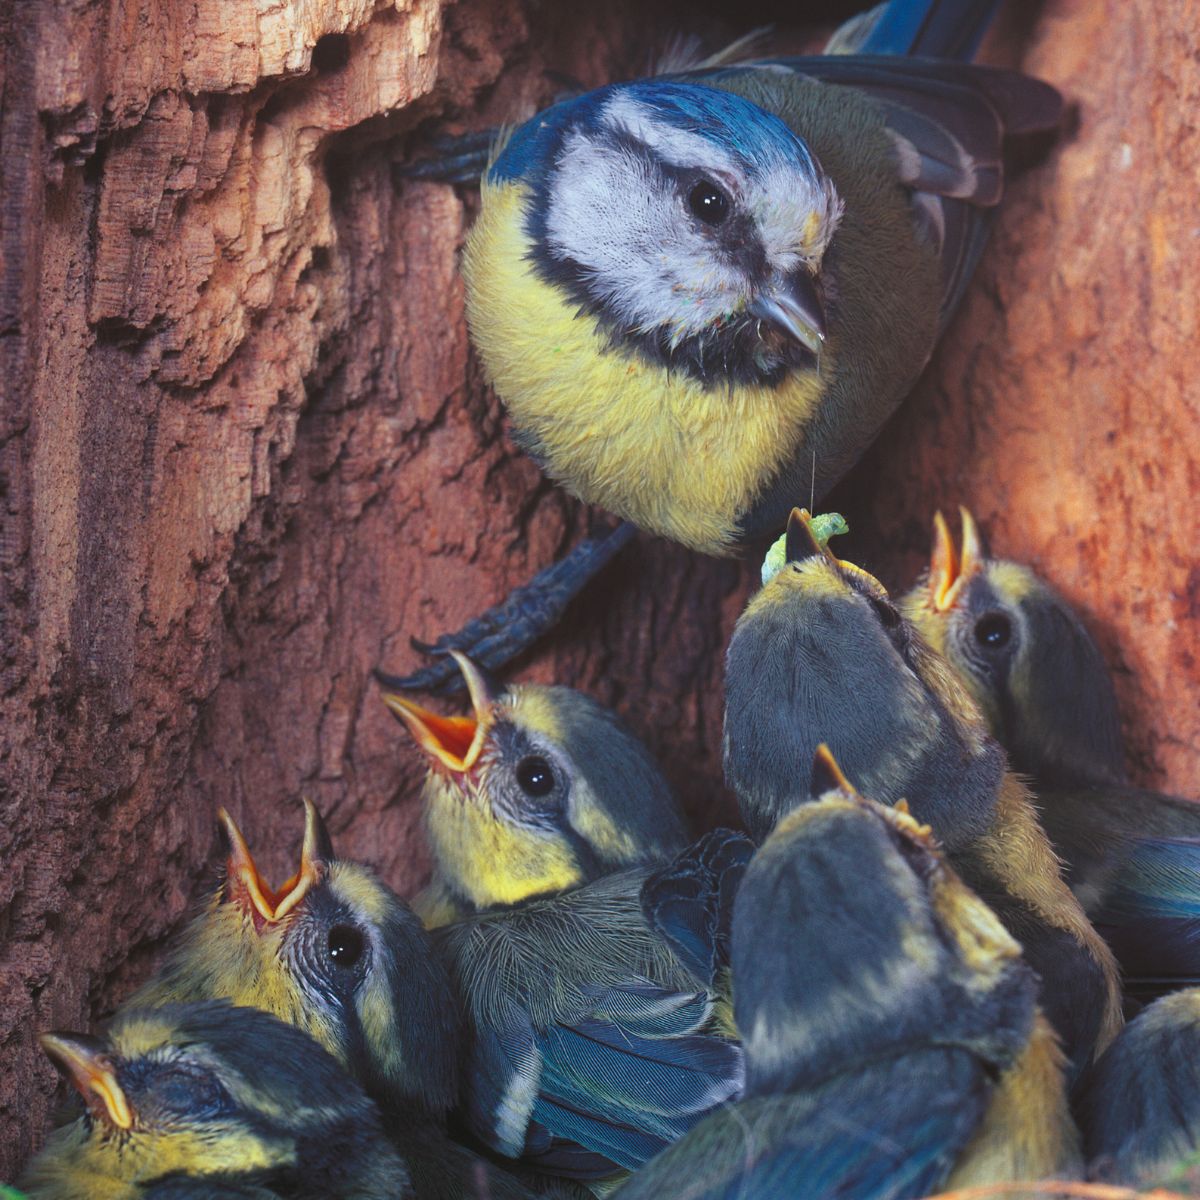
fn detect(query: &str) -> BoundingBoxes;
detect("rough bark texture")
[0,0,1195,1179]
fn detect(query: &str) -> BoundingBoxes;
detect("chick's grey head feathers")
[724,509,1004,845]
[904,508,1127,790]
[23,1001,412,1200]
[733,783,1037,1098]
[127,802,459,1121]
[384,655,688,911]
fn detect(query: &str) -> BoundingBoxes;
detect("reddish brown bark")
[1,0,1196,1180]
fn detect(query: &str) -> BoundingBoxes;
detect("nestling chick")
[904,508,1200,998]
[614,749,1078,1199]
[18,1000,411,1199]
[1076,988,1200,1191]
[723,508,1123,1077]
[382,658,738,1177]
[124,802,535,1200]
[382,652,689,925]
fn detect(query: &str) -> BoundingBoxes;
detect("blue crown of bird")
[722,507,1123,1080]
[380,651,689,920]
[125,799,460,1122]
[20,1000,413,1200]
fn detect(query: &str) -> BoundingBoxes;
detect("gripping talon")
[375,522,638,695]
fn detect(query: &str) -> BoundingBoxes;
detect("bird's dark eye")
[516,755,555,797]
[688,180,729,225]
[327,924,364,968]
[870,596,902,630]
[974,613,1012,649]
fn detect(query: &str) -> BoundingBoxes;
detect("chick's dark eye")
[516,755,555,797]
[975,613,1012,649]
[327,924,364,968]
[688,180,729,225]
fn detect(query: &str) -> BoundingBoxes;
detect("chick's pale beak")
[218,802,325,925]
[785,507,890,598]
[382,650,495,774]
[930,506,984,612]
[40,1032,134,1130]
[750,272,826,356]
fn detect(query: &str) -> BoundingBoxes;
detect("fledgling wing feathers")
[640,829,755,986]
[612,1048,994,1200]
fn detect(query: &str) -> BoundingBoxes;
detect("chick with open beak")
[382,652,689,926]
[124,800,458,1125]
[903,508,1200,1003]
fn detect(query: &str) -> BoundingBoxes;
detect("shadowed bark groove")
[1,0,1196,1177]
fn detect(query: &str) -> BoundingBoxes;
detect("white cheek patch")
[546,128,747,337]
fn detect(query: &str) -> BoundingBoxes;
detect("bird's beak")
[810,744,858,799]
[929,507,984,612]
[785,507,890,598]
[381,650,496,774]
[218,800,327,925]
[40,1032,134,1131]
[749,272,826,356]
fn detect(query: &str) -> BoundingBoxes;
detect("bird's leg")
[393,129,499,184]
[376,521,638,695]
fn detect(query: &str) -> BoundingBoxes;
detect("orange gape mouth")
[218,799,327,928]
[381,650,495,775]
[929,506,984,612]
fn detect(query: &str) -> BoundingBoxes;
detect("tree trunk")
[1,0,1195,1178]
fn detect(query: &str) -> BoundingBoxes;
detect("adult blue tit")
[723,508,1123,1078]
[387,0,1063,693]
[904,509,1200,1000]
[123,802,535,1200]
[1076,988,1200,1191]
[381,651,690,926]
[18,1000,412,1200]
[614,749,1078,1200]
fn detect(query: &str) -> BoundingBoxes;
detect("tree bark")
[1,0,1196,1178]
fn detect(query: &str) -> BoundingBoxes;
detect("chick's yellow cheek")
[423,777,582,907]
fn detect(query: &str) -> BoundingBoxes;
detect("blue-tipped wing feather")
[857,0,1003,59]
[640,830,755,986]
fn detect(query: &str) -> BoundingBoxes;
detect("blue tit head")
[491,80,842,385]
[724,508,1005,846]
[733,747,1037,1098]
[21,1000,407,1199]
[382,652,689,912]
[134,801,459,1121]
[903,508,1127,790]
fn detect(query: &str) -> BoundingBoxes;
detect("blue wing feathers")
[857,0,1003,59]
